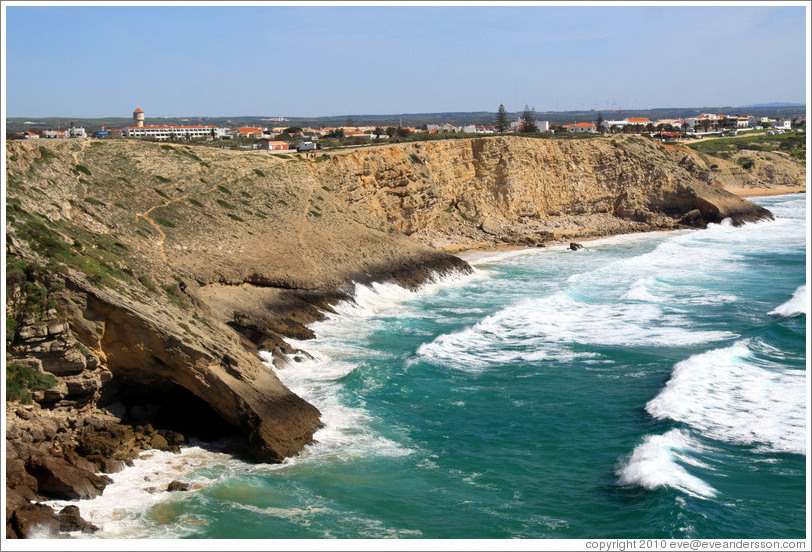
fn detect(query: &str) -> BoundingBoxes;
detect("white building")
[67,126,87,138]
[735,117,753,128]
[462,125,496,134]
[565,122,597,133]
[509,120,549,132]
[123,125,226,140]
[41,130,67,139]
[601,119,628,131]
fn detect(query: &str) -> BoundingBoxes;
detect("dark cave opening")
[105,378,241,444]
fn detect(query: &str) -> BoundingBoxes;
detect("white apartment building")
[123,125,230,140]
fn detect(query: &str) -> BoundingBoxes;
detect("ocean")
[47,194,807,541]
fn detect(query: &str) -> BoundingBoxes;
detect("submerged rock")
[167,480,190,492]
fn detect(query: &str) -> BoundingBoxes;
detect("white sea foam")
[768,285,807,317]
[417,290,735,372]
[45,444,254,538]
[617,429,718,499]
[646,340,806,455]
[263,268,486,462]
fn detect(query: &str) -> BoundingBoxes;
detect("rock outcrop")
[320,136,777,248]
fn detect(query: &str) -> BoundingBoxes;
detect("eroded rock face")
[322,136,777,245]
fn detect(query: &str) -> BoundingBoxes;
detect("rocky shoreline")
[5,135,796,538]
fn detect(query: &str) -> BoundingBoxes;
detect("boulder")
[57,505,98,533]
[167,480,189,492]
[42,348,87,375]
[104,401,127,421]
[679,208,707,228]
[149,433,168,450]
[569,242,584,251]
[11,502,60,539]
[26,454,111,500]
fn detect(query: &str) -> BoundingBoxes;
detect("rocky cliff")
[5,134,794,537]
[320,135,781,248]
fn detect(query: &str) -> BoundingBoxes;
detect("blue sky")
[3,3,808,117]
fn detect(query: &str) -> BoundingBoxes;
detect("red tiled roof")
[133,108,143,114]
[575,122,594,127]
[627,118,651,123]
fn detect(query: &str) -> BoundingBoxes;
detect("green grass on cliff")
[687,132,806,162]
[7,203,130,287]
[6,363,57,404]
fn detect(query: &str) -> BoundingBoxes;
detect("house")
[625,117,653,127]
[344,130,374,139]
[462,125,496,134]
[237,127,267,138]
[774,119,792,130]
[41,130,67,139]
[601,119,628,131]
[20,131,40,139]
[67,126,87,138]
[655,119,683,130]
[256,140,290,152]
[734,116,753,128]
[565,122,597,133]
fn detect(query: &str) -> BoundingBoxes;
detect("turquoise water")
[56,194,807,539]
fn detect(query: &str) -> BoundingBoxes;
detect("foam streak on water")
[417,290,735,373]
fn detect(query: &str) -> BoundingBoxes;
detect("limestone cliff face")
[5,139,466,468]
[321,136,777,246]
[663,143,806,191]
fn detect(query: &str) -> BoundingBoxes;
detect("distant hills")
[739,102,805,108]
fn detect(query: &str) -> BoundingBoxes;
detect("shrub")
[216,199,235,210]
[217,185,232,195]
[155,175,171,183]
[409,153,423,164]
[37,146,56,163]
[154,217,176,228]
[253,169,265,177]
[137,274,157,292]
[736,156,755,170]
[6,363,57,404]
[74,164,92,175]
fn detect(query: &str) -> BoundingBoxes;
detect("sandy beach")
[725,186,806,197]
